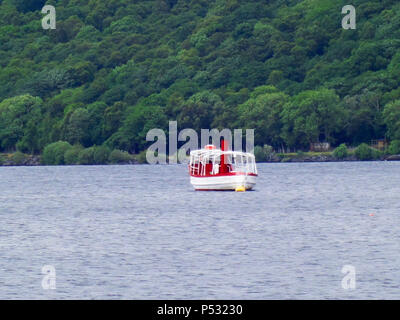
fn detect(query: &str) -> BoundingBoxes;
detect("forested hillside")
[1,0,400,159]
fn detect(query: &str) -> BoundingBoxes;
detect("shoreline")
[262,154,400,163]
[1,153,400,167]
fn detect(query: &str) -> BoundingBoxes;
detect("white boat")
[189,141,257,191]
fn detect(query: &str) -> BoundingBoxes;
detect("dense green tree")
[0,94,42,152]
[13,0,46,12]
[354,143,381,161]
[238,86,288,148]
[343,91,386,145]
[77,147,96,165]
[64,144,84,165]
[177,91,223,132]
[93,145,111,164]
[107,104,167,153]
[388,140,400,155]
[64,107,91,146]
[280,89,346,149]
[333,143,348,160]
[42,141,72,165]
[108,149,133,164]
[102,102,126,138]
[1,0,400,158]
[383,100,400,140]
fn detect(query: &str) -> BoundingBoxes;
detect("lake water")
[0,162,400,299]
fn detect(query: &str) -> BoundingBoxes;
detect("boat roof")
[190,148,255,159]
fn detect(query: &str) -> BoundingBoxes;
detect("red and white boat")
[189,140,257,191]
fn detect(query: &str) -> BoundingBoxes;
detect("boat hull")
[190,174,256,191]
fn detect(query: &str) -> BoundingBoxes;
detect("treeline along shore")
[2,1,400,165]
[1,142,400,166]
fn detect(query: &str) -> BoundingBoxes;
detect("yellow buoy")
[235,186,246,192]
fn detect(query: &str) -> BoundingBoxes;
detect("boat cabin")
[189,144,257,177]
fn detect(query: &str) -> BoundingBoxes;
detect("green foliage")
[177,91,223,132]
[238,88,288,148]
[333,144,348,159]
[136,150,148,164]
[254,146,265,162]
[107,104,167,153]
[354,143,381,161]
[93,145,111,164]
[42,141,72,165]
[66,145,111,165]
[64,107,91,146]
[10,151,27,166]
[0,95,42,153]
[388,140,400,155]
[64,144,83,165]
[77,147,95,165]
[109,149,133,164]
[343,92,386,145]
[280,89,345,149]
[13,0,46,12]
[296,150,305,158]
[1,0,400,158]
[254,145,275,162]
[383,100,400,140]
